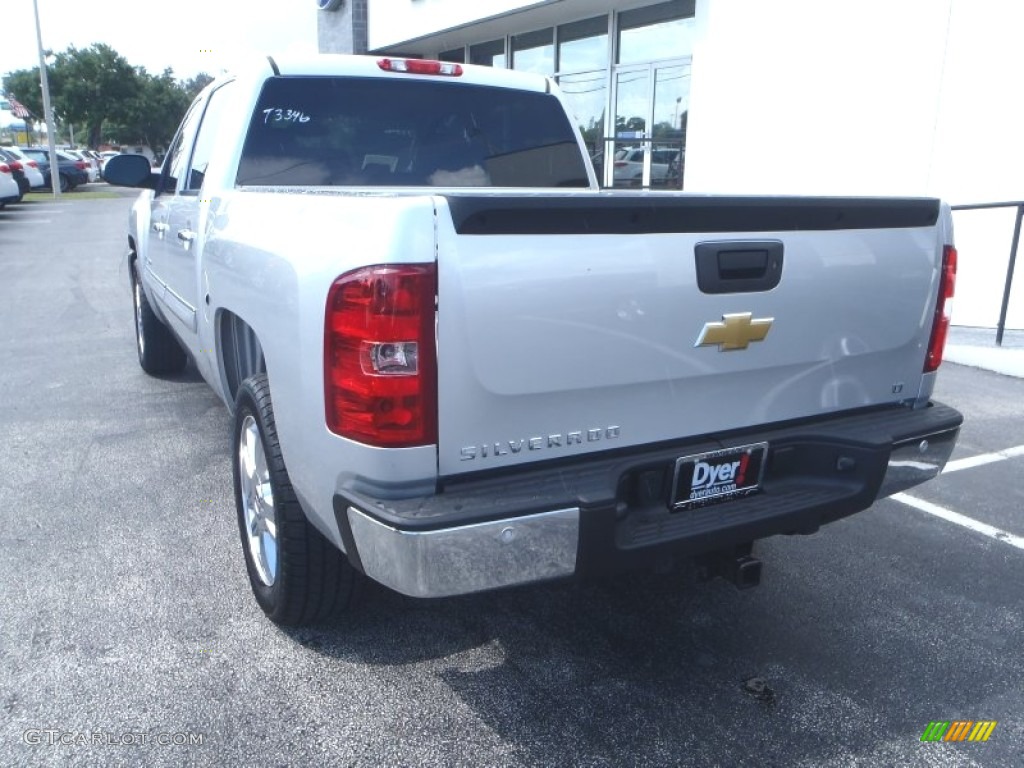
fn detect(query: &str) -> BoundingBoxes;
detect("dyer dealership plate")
[671,442,768,510]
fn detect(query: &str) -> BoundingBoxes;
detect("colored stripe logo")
[920,721,997,742]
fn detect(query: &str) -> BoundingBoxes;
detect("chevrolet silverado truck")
[104,54,963,626]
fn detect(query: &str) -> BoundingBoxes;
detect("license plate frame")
[670,442,768,510]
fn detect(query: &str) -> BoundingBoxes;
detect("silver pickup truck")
[105,54,962,626]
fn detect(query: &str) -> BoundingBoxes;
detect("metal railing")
[950,201,1023,346]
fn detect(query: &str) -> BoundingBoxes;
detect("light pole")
[32,0,60,198]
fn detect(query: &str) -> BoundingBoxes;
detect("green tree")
[4,47,208,151]
[50,44,141,148]
[182,73,215,101]
[106,68,191,149]
[4,44,139,148]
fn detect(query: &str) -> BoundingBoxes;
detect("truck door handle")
[695,241,784,294]
[177,229,197,243]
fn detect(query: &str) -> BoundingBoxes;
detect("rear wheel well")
[219,311,266,404]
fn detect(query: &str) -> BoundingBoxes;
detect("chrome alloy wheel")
[238,414,278,586]
[132,277,145,358]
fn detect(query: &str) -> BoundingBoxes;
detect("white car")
[82,149,104,175]
[99,150,120,170]
[612,147,679,186]
[0,159,20,207]
[62,149,100,182]
[2,146,46,188]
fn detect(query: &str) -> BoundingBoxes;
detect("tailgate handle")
[695,240,784,294]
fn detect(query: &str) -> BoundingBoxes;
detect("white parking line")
[942,444,1024,474]
[892,445,1024,550]
[893,493,1024,551]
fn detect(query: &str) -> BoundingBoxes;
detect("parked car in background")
[612,146,680,187]
[20,147,90,191]
[0,160,20,207]
[0,149,31,197]
[84,150,102,181]
[99,150,119,170]
[0,146,45,189]
[62,149,100,182]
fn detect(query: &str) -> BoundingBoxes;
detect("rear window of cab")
[237,76,589,188]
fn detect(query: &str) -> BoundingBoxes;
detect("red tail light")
[8,160,23,171]
[0,163,9,174]
[75,161,88,170]
[324,264,437,447]
[26,160,39,169]
[377,58,463,77]
[924,244,957,373]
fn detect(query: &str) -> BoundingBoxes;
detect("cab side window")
[162,101,203,194]
[186,82,235,192]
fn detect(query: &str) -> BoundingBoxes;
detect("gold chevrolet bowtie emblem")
[696,313,774,351]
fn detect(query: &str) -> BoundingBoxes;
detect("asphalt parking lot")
[2,193,1022,767]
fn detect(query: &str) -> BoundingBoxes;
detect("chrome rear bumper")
[346,506,579,598]
[876,425,959,499]
[339,403,962,599]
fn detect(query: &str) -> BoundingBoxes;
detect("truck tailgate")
[435,194,945,478]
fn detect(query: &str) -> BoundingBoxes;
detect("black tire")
[233,373,358,625]
[130,259,187,375]
[58,173,70,192]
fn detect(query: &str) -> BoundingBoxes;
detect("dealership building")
[317,0,1024,330]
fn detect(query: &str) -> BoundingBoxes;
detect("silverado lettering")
[461,426,622,460]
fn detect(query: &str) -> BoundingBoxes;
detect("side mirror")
[103,154,159,189]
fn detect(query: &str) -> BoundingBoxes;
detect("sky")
[2,0,319,82]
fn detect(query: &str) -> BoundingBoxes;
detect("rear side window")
[237,76,589,188]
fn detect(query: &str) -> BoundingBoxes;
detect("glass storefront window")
[439,48,466,64]
[470,39,506,68]
[652,64,690,140]
[557,17,608,74]
[445,5,693,189]
[614,68,650,139]
[557,70,607,154]
[611,67,650,189]
[512,29,554,75]
[652,64,689,189]
[618,0,696,65]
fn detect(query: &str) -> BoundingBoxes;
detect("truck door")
[147,99,205,340]
[148,81,234,346]
[160,81,235,345]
